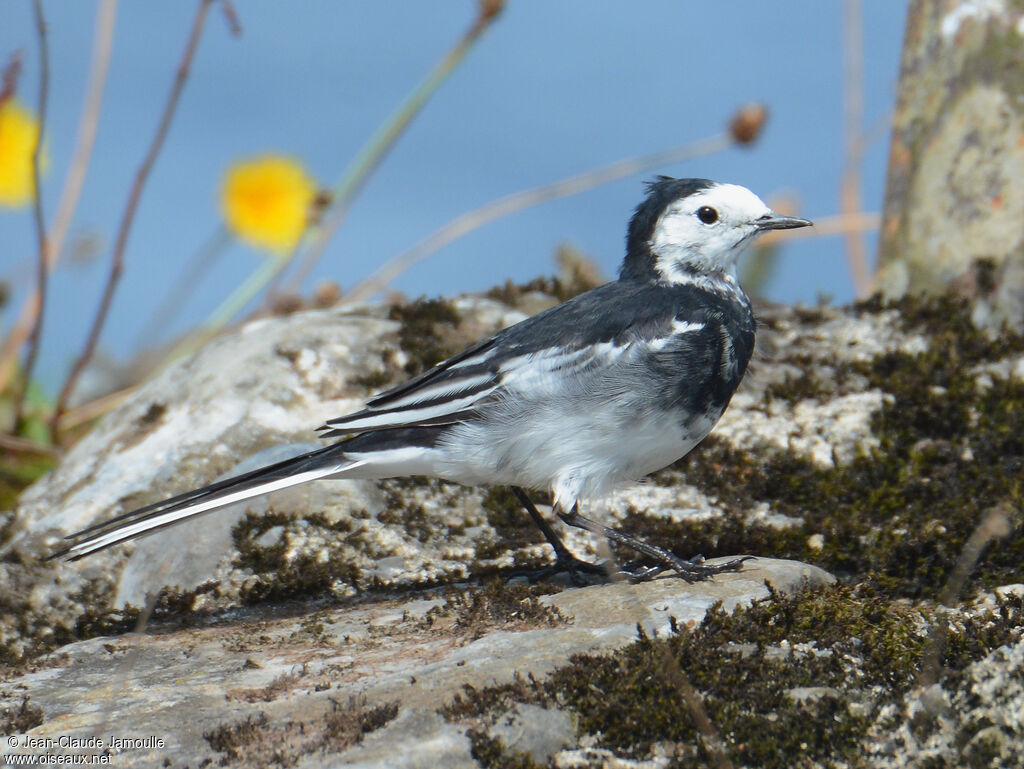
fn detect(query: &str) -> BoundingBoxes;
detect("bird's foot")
[606,552,753,583]
[612,562,668,583]
[512,552,611,587]
[586,555,753,583]
[555,506,754,583]
[660,553,753,583]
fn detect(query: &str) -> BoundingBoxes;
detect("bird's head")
[621,177,812,285]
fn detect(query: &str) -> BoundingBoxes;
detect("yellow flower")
[220,155,317,254]
[0,99,44,208]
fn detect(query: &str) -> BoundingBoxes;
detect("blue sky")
[0,2,907,391]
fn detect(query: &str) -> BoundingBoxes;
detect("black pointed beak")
[755,213,813,231]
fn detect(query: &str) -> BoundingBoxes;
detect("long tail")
[50,444,361,561]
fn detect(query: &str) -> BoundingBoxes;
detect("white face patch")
[648,183,774,284]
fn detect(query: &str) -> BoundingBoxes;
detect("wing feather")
[322,344,633,436]
[320,281,711,438]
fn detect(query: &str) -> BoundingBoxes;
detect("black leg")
[555,502,751,583]
[510,487,608,585]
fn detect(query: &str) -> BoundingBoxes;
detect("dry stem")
[51,0,223,438]
[281,1,505,296]
[841,0,872,298]
[13,0,51,433]
[917,504,1015,689]
[0,0,116,409]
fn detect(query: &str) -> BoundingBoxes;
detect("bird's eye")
[697,206,719,224]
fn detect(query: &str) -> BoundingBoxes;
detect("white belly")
[432,398,720,510]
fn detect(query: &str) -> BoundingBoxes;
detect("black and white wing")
[317,335,502,436]
[318,281,692,438]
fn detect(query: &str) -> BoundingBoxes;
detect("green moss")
[0,573,233,668]
[442,584,1024,767]
[542,589,877,764]
[204,713,269,760]
[960,24,1024,95]
[70,603,142,641]
[232,511,362,604]
[466,729,546,769]
[760,352,834,403]
[0,452,54,511]
[204,698,399,765]
[973,258,998,296]
[0,696,44,734]
[477,487,548,566]
[377,478,442,543]
[485,274,591,306]
[350,367,394,391]
[0,575,118,667]
[321,697,399,750]
[442,673,543,722]
[424,580,565,641]
[388,296,462,377]
[962,732,1006,769]
[434,292,1024,763]
[349,348,403,392]
[234,672,302,704]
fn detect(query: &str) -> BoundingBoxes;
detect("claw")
[665,554,753,583]
[511,486,752,588]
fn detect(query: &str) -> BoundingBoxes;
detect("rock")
[865,638,1024,768]
[115,443,322,607]
[546,557,831,638]
[487,704,574,763]
[1,298,536,661]
[785,686,842,704]
[323,708,476,769]
[3,285,1024,767]
[553,747,672,769]
[4,298,934,641]
[0,559,830,768]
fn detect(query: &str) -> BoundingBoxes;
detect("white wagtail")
[53,177,811,581]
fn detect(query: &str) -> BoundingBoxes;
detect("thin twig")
[654,643,734,769]
[52,0,219,437]
[0,0,117,401]
[917,504,1014,688]
[281,0,505,296]
[56,384,136,433]
[0,431,61,457]
[46,0,116,279]
[340,133,733,306]
[13,0,51,434]
[159,250,283,366]
[589,529,734,769]
[216,0,242,36]
[0,51,22,103]
[841,0,872,298]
